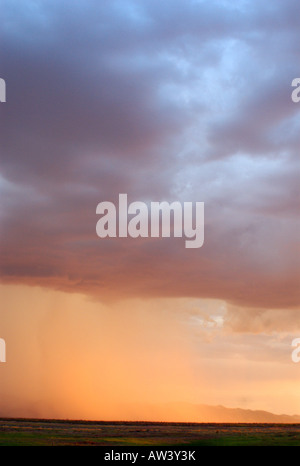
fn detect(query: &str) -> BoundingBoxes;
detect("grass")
[0,419,299,446]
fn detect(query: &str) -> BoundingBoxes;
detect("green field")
[0,419,299,446]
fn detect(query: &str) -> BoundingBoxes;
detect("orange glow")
[0,284,299,421]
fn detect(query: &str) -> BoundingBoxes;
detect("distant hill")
[125,401,300,424]
[1,402,299,424]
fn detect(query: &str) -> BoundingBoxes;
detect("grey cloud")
[0,0,299,309]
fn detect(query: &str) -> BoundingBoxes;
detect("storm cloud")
[1,0,299,309]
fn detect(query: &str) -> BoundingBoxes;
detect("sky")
[0,0,299,420]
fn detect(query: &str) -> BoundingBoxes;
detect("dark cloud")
[0,0,299,308]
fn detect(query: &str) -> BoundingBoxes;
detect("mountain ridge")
[125,401,300,424]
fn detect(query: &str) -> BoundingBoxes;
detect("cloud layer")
[1,0,299,311]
